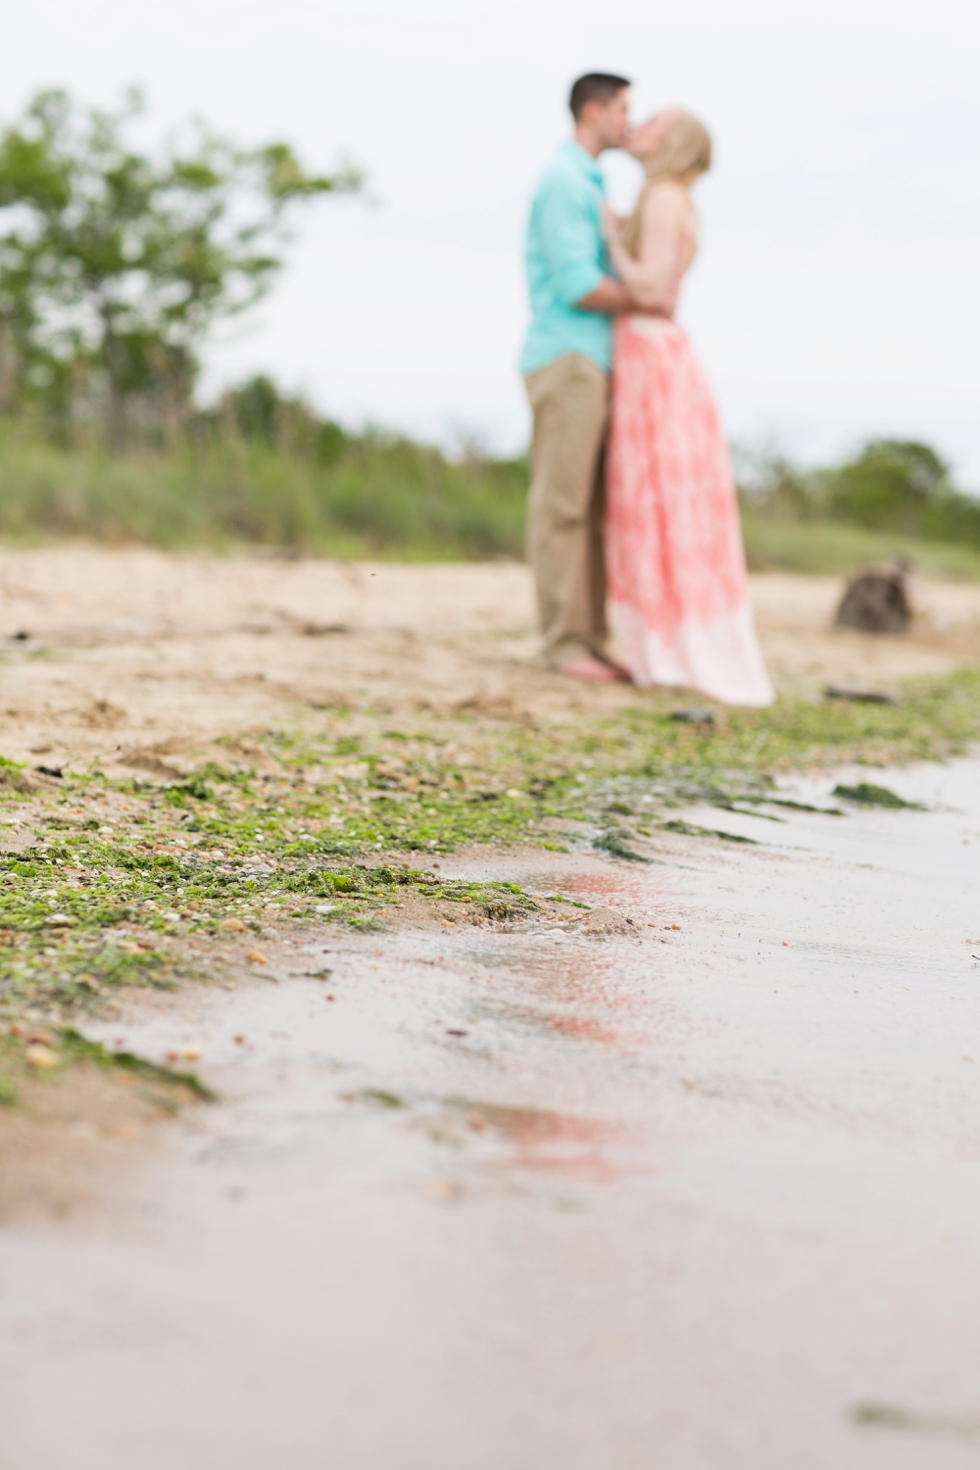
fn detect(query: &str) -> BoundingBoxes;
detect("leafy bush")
[740,439,980,567]
[825,441,944,529]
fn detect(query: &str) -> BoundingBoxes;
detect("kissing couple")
[521,72,773,707]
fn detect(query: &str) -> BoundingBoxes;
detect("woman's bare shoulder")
[644,179,690,210]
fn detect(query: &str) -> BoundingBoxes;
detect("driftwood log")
[835,560,913,634]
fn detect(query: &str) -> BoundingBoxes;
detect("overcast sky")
[3,0,978,478]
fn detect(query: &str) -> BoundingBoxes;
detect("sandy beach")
[1,549,980,772]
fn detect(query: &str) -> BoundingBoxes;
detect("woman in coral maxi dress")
[605,111,773,707]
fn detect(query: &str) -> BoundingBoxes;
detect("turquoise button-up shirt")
[519,141,612,377]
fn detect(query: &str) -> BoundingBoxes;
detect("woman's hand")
[603,203,632,288]
[602,202,624,245]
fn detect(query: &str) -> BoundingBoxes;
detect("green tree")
[826,440,951,532]
[0,88,361,444]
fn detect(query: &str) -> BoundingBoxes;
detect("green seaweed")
[851,1401,980,1439]
[356,1088,404,1109]
[659,820,759,844]
[58,1028,216,1100]
[592,831,652,863]
[832,782,925,809]
[0,663,976,1022]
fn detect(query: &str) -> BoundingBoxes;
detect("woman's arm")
[606,185,689,317]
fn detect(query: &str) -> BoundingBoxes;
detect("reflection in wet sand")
[514,1007,623,1049]
[6,760,980,1467]
[452,1100,635,1182]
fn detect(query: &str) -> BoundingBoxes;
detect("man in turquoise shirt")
[521,73,640,680]
[520,141,616,378]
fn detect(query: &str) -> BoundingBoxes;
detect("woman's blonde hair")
[621,110,712,256]
[649,110,712,184]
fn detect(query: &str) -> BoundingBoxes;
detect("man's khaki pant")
[524,353,610,667]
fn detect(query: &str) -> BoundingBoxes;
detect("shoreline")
[4,753,980,1464]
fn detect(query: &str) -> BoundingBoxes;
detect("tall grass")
[3,417,980,582]
[0,427,528,560]
[740,510,980,582]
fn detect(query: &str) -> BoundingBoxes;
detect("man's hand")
[575,278,634,315]
[576,277,669,317]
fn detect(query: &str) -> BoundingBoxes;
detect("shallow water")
[3,760,980,1468]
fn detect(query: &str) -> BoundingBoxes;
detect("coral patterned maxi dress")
[605,316,774,706]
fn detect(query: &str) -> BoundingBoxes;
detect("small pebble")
[25,1044,59,1070]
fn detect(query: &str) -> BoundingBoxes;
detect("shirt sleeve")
[536,179,605,307]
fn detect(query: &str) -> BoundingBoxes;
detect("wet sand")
[3,758,980,1467]
[3,551,980,1466]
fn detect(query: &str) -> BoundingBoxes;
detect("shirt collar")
[561,140,605,186]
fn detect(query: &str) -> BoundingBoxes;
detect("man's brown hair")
[569,73,631,121]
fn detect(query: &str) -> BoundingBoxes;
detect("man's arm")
[575,277,635,315]
[537,179,659,318]
[537,181,618,312]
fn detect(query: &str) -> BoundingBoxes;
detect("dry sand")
[2,549,980,772]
